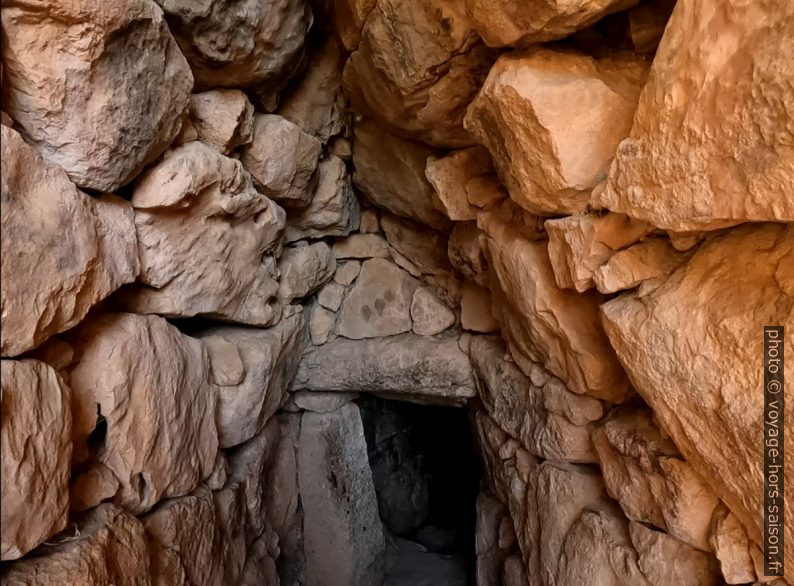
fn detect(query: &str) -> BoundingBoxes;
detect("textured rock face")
[126,141,285,325]
[484,214,630,402]
[199,313,309,448]
[1,0,192,191]
[466,49,648,215]
[629,523,720,586]
[189,90,255,154]
[592,238,687,294]
[353,118,449,230]
[1,504,151,585]
[241,114,322,207]
[596,0,794,230]
[0,126,139,357]
[1,360,72,560]
[68,313,219,513]
[335,258,420,339]
[602,224,794,567]
[464,0,638,47]
[299,403,385,586]
[293,333,477,401]
[277,243,336,304]
[343,0,493,147]
[426,147,504,221]
[155,0,312,107]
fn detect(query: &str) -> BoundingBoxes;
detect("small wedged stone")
[67,313,219,514]
[448,222,490,288]
[1,505,150,585]
[241,114,322,207]
[285,155,361,241]
[2,0,193,190]
[292,332,477,401]
[1,126,139,357]
[277,243,337,305]
[335,261,362,286]
[460,283,499,333]
[155,0,312,108]
[353,118,450,230]
[332,234,390,259]
[1,360,72,560]
[593,237,688,294]
[465,49,648,216]
[198,312,309,448]
[410,287,455,336]
[545,212,652,292]
[125,141,284,326]
[189,90,254,154]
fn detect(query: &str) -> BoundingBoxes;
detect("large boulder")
[198,313,309,448]
[299,403,385,586]
[464,0,638,47]
[1,505,150,585]
[67,313,219,514]
[1,360,72,560]
[1,0,192,190]
[595,0,794,230]
[292,332,477,403]
[601,223,794,572]
[0,126,139,357]
[353,118,449,230]
[465,49,648,216]
[155,0,312,108]
[343,0,494,147]
[483,211,630,402]
[124,141,284,326]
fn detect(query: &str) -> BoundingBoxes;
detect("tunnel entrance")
[359,396,482,586]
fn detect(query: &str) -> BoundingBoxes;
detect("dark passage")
[358,396,482,585]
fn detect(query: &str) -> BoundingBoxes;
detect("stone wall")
[1,0,792,585]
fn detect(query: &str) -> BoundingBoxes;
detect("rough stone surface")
[601,223,794,569]
[545,212,652,292]
[317,282,346,312]
[155,0,312,107]
[629,522,720,586]
[1,126,139,357]
[279,37,347,141]
[1,505,150,585]
[465,49,648,215]
[278,243,336,304]
[593,237,688,294]
[343,0,494,147]
[593,409,720,551]
[426,147,504,221]
[333,233,390,259]
[310,303,337,345]
[449,222,490,288]
[484,214,630,402]
[410,287,455,336]
[596,0,794,230]
[710,506,760,584]
[299,403,385,586]
[241,114,322,207]
[126,141,284,326]
[464,0,638,47]
[353,118,449,230]
[1,360,71,560]
[1,0,193,190]
[335,261,363,286]
[286,156,361,241]
[336,258,420,339]
[198,313,309,448]
[67,313,219,513]
[189,90,254,154]
[471,336,604,463]
[293,333,477,401]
